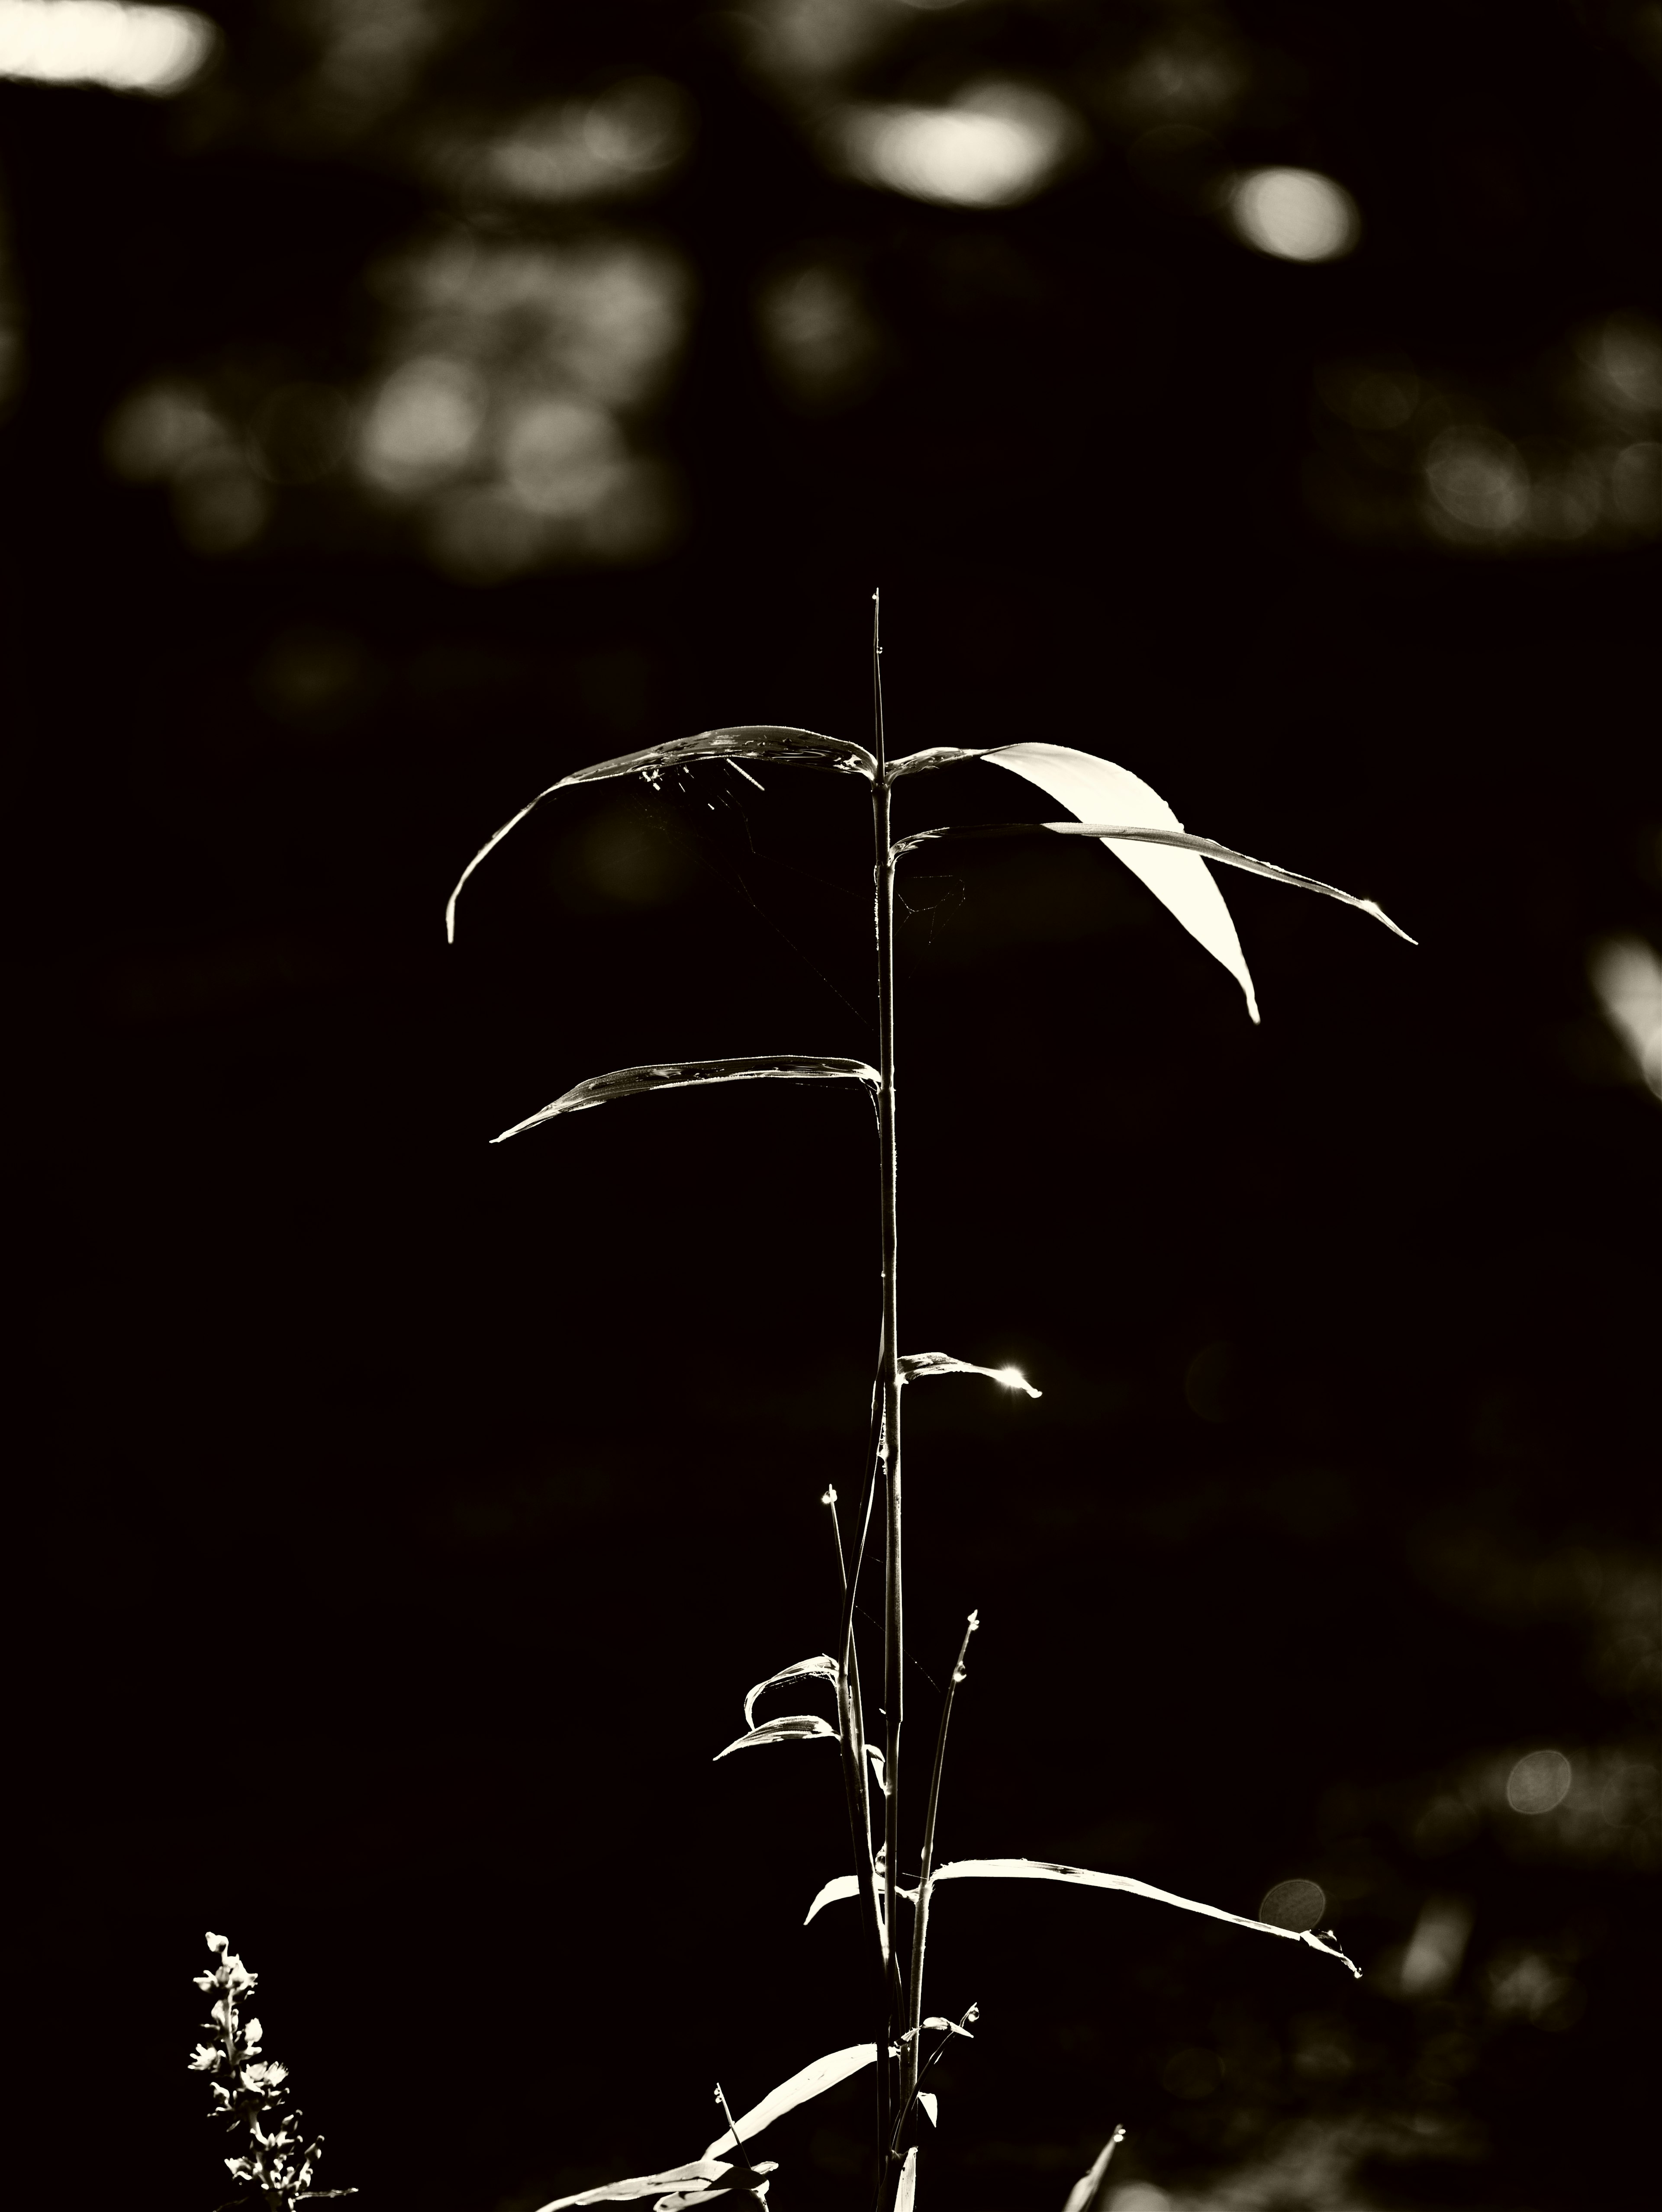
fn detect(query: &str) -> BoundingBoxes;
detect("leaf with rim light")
[1060,2130,1126,2212]
[920,1858,1360,1974]
[446,726,875,940]
[743,1654,840,1733]
[918,2093,938,2130]
[895,821,1411,947]
[895,2147,918,2212]
[888,741,1411,1022]
[492,1056,880,1143]
[534,2161,773,2212]
[807,1857,1358,1974]
[714,1715,837,1761]
[899,1352,1041,1398]
[702,2046,883,2159]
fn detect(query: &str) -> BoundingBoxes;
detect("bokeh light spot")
[1423,427,1528,538]
[1258,1878,1327,1931]
[836,81,1079,208]
[358,356,486,493]
[1227,167,1360,261]
[1588,937,1662,1097]
[1506,1749,1572,1814]
[0,0,215,93]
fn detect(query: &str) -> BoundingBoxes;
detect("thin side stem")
[836,1396,887,2011]
[898,1612,979,2135]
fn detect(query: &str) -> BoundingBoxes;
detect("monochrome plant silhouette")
[446,598,1411,2212]
[189,1932,356,2212]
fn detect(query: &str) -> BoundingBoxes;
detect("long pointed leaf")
[803,1874,860,1925]
[743,1655,840,1733]
[895,820,1413,946]
[492,1056,880,1143]
[702,2046,881,2159]
[714,1715,837,1761]
[1060,2130,1125,2212]
[918,743,1259,1014]
[534,2161,755,2212]
[445,726,876,940]
[895,2148,918,2212]
[899,1352,1042,1399]
[922,1858,1360,1974]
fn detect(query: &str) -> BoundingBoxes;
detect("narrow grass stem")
[899,1612,979,2129]
[871,591,905,2192]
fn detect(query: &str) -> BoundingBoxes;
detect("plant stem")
[898,1612,979,2135]
[871,591,905,2189]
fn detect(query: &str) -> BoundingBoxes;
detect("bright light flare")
[1226,166,1360,262]
[0,0,216,94]
[993,1365,1040,1397]
[835,81,1079,208]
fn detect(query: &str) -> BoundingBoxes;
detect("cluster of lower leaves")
[189,1932,354,2212]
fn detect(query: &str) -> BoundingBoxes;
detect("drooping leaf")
[533,2160,753,2211]
[891,741,1410,1023]
[653,2175,774,2212]
[1060,2130,1125,2212]
[920,1859,1360,1974]
[743,1655,840,1733]
[918,2094,938,2130]
[899,1352,1042,1399]
[714,1715,837,1762]
[895,2146,918,2212]
[702,2046,881,2159]
[895,819,1413,952]
[446,726,875,940]
[492,1057,880,1144]
[803,1874,860,1926]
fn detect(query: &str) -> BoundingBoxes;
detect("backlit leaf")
[895,2146,918,2212]
[743,1655,840,1733]
[1060,2130,1125,2212]
[889,741,1412,1023]
[446,726,875,940]
[714,1715,837,1762]
[918,2094,938,2130]
[702,2046,881,2158]
[534,2159,762,2211]
[899,1352,1041,1399]
[921,1858,1359,1974]
[803,1874,860,1926]
[492,1057,880,1143]
[896,820,1412,953]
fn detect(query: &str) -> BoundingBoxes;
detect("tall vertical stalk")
[870,592,905,2191]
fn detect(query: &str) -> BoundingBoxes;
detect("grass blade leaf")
[743,1655,840,1733]
[702,2047,882,2158]
[899,1353,1041,1398]
[713,1716,837,1761]
[492,1057,880,1142]
[534,2161,759,2211]
[804,1875,861,1925]
[445,726,876,940]
[895,2146,918,2212]
[922,1858,1360,1974]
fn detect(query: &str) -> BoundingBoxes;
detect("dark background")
[4,6,1657,2212]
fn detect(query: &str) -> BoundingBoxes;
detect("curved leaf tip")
[446,726,874,941]
[492,1056,880,1143]
[900,1351,1041,1398]
[714,1715,837,1761]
